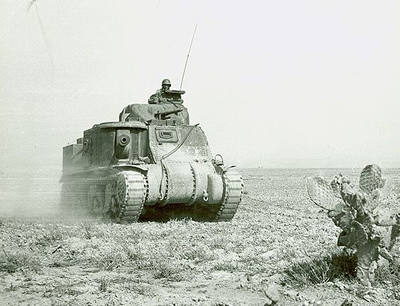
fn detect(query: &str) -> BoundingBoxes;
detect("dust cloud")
[0,167,71,219]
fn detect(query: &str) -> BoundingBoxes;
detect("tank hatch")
[119,104,189,125]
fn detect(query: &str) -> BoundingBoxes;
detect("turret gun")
[163,90,186,103]
[155,108,183,120]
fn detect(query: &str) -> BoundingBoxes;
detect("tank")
[60,90,243,223]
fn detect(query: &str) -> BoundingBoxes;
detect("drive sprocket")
[116,171,147,223]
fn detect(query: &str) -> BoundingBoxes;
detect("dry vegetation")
[1,168,399,305]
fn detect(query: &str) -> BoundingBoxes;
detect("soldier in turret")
[148,79,172,104]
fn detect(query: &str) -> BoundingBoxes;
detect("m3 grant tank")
[60,89,243,223]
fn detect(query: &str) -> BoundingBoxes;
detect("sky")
[0,0,399,175]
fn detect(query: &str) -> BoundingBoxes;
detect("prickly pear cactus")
[306,164,399,286]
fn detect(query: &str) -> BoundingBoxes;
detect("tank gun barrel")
[155,109,183,120]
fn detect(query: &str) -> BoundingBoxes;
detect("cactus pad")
[306,176,340,210]
[359,164,382,194]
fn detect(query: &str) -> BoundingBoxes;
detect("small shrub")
[42,279,84,297]
[376,261,400,286]
[213,260,238,271]
[283,251,357,287]
[166,240,213,262]
[81,221,93,239]
[35,226,66,246]
[99,277,109,292]
[0,248,41,273]
[152,258,185,281]
[329,252,358,279]
[121,243,143,262]
[209,236,230,251]
[122,282,155,296]
[95,251,124,271]
[57,283,82,296]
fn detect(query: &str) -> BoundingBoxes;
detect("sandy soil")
[0,168,399,305]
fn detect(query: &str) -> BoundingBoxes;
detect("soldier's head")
[161,79,171,91]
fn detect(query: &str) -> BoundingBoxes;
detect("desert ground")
[0,168,399,306]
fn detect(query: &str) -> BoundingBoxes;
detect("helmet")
[162,79,171,86]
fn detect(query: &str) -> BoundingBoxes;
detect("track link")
[216,172,244,221]
[116,171,147,223]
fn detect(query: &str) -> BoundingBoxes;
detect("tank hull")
[60,163,243,222]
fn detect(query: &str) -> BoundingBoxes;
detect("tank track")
[215,172,243,221]
[116,171,147,223]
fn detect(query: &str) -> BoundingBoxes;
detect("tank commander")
[148,79,172,104]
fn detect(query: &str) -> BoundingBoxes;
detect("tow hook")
[203,190,209,202]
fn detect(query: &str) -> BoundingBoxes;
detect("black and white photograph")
[0,1,399,305]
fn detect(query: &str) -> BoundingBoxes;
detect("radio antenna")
[180,23,197,91]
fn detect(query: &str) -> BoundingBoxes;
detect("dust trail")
[0,168,97,221]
